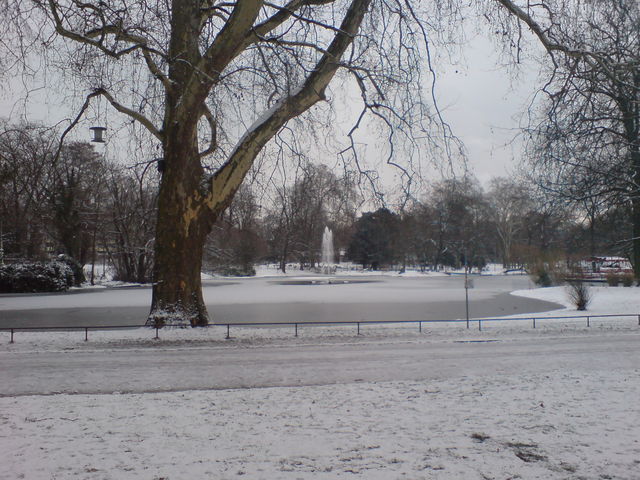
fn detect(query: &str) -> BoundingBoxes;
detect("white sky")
[0,23,546,190]
[434,31,544,186]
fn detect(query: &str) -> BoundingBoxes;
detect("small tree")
[104,165,158,283]
[205,185,264,276]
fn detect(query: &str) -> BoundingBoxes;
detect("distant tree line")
[204,170,633,275]
[1,121,634,282]
[0,121,157,283]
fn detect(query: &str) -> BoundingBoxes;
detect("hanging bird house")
[90,126,107,143]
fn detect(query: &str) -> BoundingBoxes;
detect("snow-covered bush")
[56,254,85,286]
[0,261,75,293]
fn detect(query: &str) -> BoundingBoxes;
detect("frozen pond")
[0,273,561,328]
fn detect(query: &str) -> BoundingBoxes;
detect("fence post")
[295,323,298,337]
[155,327,159,340]
[587,316,590,327]
[357,322,360,335]
[85,327,89,342]
[419,321,422,333]
[226,324,230,340]
[10,328,14,344]
[533,318,536,329]
[478,319,482,331]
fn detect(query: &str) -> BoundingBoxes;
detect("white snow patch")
[511,284,640,316]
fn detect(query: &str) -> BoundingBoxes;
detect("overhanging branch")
[48,0,151,59]
[205,0,373,213]
[94,88,163,141]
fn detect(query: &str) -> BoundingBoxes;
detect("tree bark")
[148,129,214,327]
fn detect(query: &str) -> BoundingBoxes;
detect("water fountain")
[321,226,335,275]
[275,227,371,284]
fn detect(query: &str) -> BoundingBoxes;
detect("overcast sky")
[0,23,546,191]
[434,31,544,186]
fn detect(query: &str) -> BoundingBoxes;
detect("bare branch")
[206,0,373,213]
[47,0,150,58]
[199,104,218,158]
[243,0,338,49]
[51,89,102,166]
[94,88,163,141]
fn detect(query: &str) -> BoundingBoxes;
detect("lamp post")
[88,126,107,283]
[464,247,469,328]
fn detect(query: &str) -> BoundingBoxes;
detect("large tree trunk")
[148,146,213,327]
[147,0,214,327]
[148,119,214,327]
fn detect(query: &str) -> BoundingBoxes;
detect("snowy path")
[2,332,638,396]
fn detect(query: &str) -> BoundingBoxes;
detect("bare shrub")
[606,272,620,286]
[566,281,593,311]
[621,273,635,287]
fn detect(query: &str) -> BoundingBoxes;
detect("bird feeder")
[90,126,107,143]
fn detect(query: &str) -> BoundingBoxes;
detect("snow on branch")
[205,0,372,213]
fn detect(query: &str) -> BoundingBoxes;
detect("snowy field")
[2,280,640,479]
[4,369,639,479]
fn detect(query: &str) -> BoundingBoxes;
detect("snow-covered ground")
[2,281,639,479]
[4,368,639,479]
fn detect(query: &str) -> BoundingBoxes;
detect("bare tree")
[50,142,107,266]
[494,0,640,277]
[0,122,107,269]
[104,164,158,283]
[0,122,56,260]
[204,184,265,275]
[487,177,531,268]
[402,200,439,271]
[429,177,489,270]
[264,162,355,271]
[2,0,460,326]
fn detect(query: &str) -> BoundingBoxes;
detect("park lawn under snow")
[1,282,640,479]
[4,369,639,480]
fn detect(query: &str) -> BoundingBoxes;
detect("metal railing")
[1,313,639,343]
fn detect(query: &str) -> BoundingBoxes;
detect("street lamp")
[88,126,107,282]
[89,126,107,143]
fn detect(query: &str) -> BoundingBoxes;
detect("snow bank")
[511,285,640,316]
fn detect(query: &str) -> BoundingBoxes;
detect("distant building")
[578,256,633,280]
